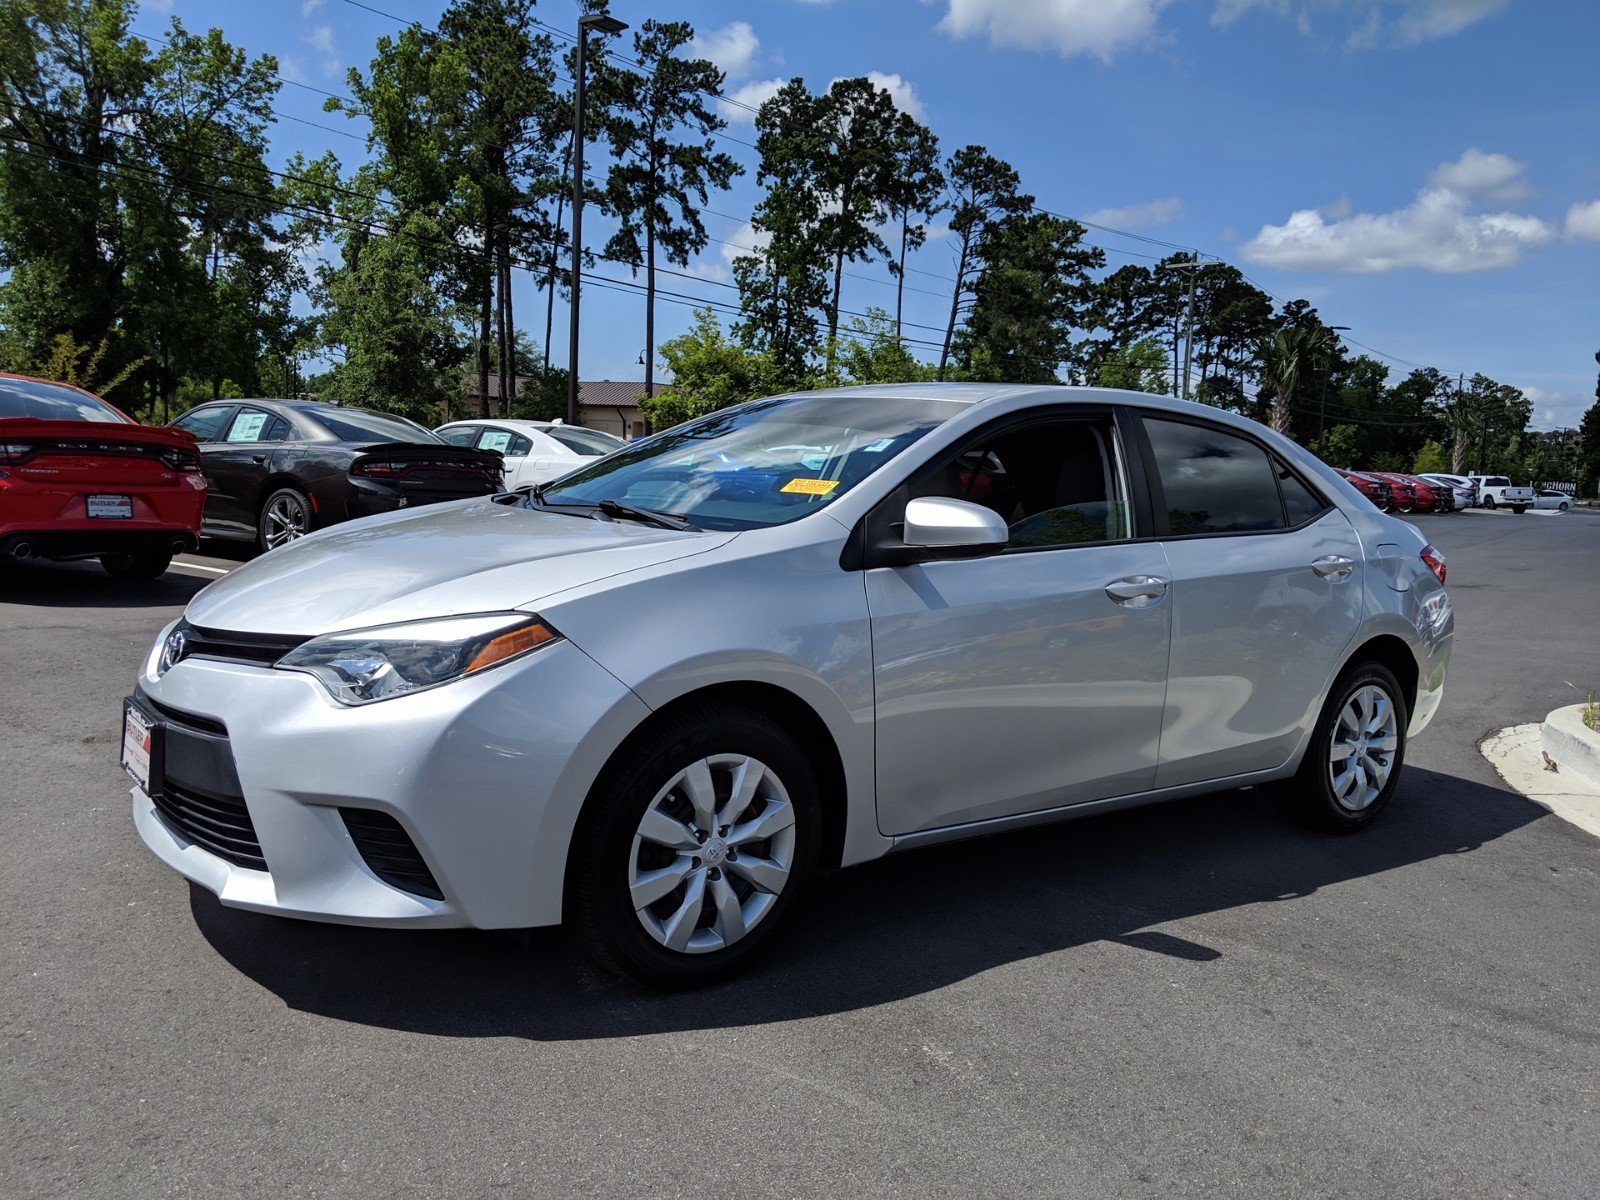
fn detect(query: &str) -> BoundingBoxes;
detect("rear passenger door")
[473,427,536,488]
[1135,414,1363,788]
[207,407,293,536]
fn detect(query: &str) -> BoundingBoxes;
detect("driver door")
[866,410,1172,837]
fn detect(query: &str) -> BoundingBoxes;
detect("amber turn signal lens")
[465,621,557,672]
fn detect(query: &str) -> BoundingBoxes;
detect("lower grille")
[340,809,443,900]
[153,782,266,870]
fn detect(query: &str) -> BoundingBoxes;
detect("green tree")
[644,306,782,428]
[937,145,1028,380]
[814,76,900,363]
[1095,337,1168,393]
[882,113,942,342]
[1261,323,1336,437]
[952,210,1103,383]
[598,19,740,406]
[1577,352,1600,497]
[0,0,150,374]
[1412,441,1449,474]
[734,80,831,385]
[834,308,936,385]
[1309,423,1363,468]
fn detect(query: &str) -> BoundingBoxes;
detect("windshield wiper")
[594,498,698,532]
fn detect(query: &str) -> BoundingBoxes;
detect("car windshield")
[0,377,128,423]
[544,426,624,456]
[304,407,439,444]
[539,392,966,531]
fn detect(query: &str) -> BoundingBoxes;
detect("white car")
[126,385,1453,986]
[435,419,625,490]
[1418,474,1477,509]
[1531,490,1573,511]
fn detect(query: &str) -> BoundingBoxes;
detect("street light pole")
[1316,325,1352,441]
[566,13,628,428]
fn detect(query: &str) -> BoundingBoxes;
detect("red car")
[1371,471,1440,513]
[1334,468,1394,511]
[1,373,206,580]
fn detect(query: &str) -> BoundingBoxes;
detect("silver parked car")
[434,418,626,491]
[123,385,1454,986]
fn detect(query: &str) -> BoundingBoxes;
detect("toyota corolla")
[124,385,1453,986]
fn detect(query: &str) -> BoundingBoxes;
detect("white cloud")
[720,77,786,123]
[1083,196,1182,228]
[1519,386,1589,432]
[690,21,760,82]
[1319,196,1354,219]
[277,55,311,85]
[1427,148,1530,201]
[829,71,926,120]
[937,0,1167,63]
[1241,157,1558,274]
[301,0,325,15]
[1213,0,1508,46]
[1566,199,1600,242]
[302,23,341,77]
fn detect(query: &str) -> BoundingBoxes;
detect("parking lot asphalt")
[3,512,1598,1198]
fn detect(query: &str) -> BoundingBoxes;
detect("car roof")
[437,418,621,435]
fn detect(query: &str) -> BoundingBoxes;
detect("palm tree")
[1261,325,1335,437]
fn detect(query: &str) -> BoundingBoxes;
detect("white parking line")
[172,561,231,576]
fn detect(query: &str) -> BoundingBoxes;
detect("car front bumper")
[129,628,650,929]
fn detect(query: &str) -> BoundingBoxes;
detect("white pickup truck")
[1469,475,1536,513]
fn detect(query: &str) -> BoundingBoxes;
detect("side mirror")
[902,496,1009,553]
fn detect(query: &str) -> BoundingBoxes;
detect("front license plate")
[88,494,133,519]
[121,703,153,791]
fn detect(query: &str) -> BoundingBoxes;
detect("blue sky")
[138,0,1599,428]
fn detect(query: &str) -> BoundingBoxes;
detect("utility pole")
[1158,260,1210,400]
[1316,325,1352,440]
[566,13,628,428]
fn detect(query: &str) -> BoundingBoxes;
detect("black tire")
[1559,502,1570,512]
[566,702,822,988]
[100,548,173,581]
[1483,495,1496,509]
[1510,505,1526,515]
[257,487,313,553]
[1283,661,1408,833]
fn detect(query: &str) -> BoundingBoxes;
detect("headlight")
[275,612,560,705]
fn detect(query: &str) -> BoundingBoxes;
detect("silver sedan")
[123,385,1453,986]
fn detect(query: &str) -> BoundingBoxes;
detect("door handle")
[1105,576,1169,607]
[1311,555,1355,581]
[251,454,267,464]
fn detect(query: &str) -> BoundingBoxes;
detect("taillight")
[160,448,203,473]
[352,459,401,478]
[1,441,35,463]
[1420,544,1446,585]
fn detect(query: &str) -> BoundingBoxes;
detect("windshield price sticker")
[780,478,839,496]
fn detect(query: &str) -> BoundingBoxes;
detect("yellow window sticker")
[780,477,839,496]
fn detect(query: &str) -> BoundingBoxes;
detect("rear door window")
[1142,417,1285,535]
[437,425,479,447]
[223,408,288,443]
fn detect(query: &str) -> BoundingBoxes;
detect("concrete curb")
[1480,724,1600,840]
[1542,704,1600,789]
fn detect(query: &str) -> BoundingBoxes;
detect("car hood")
[184,498,735,635]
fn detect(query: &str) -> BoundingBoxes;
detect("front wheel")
[566,703,821,987]
[100,548,173,581]
[1284,662,1408,832]
[258,487,312,552]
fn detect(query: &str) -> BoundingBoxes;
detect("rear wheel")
[1510,505,1526,514]
[258,487,312,552]
[566,703,821,987]
[100,549,173,581]
[1284,661,1407,833]
[1483,495,1497,509]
